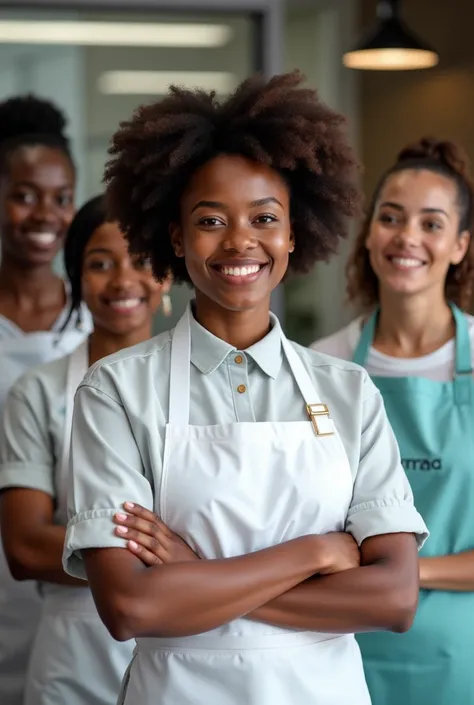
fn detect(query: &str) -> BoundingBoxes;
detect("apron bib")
[353,304,474,705]
[0,327,89,705]
[119,307,371,705]
[24,342,135,705]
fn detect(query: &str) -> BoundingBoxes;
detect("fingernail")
[128,541,139,550]
[115,513,127,522]
[124,502,134,509]
[116,526,128,534]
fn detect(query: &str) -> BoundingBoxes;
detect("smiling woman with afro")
[64,70,427,705]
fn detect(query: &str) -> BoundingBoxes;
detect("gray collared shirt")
[63,310,428,578]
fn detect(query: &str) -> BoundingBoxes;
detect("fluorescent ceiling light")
[98,71,238,95]
[0,20,232,47]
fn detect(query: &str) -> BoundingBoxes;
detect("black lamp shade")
[344,7,438,70]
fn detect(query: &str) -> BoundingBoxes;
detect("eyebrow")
[191,196,284,213]
[12,180,73,190]
[380,201,450,219]
[84,247,113,257]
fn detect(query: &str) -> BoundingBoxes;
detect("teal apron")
[353,303,474,705]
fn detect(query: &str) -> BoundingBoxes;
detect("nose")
[31,196,60,225]
[395,219,422,247]
[222,222,257,253]
[109,261,138,291]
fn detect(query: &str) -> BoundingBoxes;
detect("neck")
[0,252,61,303]
[194,294,272,349]
[375,287,454,357]
[88,322,154,365]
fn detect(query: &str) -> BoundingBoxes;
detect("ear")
[169,222,184,258]
[289,230,295,254]
[450,230,471,265]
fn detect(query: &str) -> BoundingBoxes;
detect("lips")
[210,261,268,286]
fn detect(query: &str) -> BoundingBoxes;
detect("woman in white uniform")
[311,138,474,704]
[63,71,428,705]
[0,95,91,705]
[0,195,170,705]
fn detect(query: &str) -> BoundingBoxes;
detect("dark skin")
[0,145,75,332]
[82,154,419,642]
[0,224,167,585]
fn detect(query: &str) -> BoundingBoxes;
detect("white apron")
[0,323,90,705]
[24,342,135,705]
[118,308,371,705]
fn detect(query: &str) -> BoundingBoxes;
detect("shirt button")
[237,384,247,394]
[235,355,243,364]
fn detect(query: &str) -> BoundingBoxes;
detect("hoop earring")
[161,293,172,317]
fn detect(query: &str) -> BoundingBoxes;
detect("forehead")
[85,221,125,252]
[7,145,74,188]
[378,169,457,212]
[181,154,290,206]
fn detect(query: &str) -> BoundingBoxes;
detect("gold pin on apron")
[306,403,334,436]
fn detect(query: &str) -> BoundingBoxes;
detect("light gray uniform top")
[0,350,136,705]
[0,354,71,505]
[64,310,427,578]
[0,299,92,705]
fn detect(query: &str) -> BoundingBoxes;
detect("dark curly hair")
[0,94,74,176]
[346,137,474,311]
[104,70,360,284]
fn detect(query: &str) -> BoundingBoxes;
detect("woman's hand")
[317,532,361,575]
[113,502,199,565]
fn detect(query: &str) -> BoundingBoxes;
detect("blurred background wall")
[0,0,470,341]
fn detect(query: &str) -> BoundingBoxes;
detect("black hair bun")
[0,94,68,143]
[397,136,471,181]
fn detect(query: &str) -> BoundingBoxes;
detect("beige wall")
[360,0,474,196]
[284,0,360,342]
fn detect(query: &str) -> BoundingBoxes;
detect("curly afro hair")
[0,94,74,175]
[346,137,474,311]
[105,70,360,284]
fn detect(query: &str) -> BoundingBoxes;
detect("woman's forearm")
[249,534,419,633]
[419,551,474,591]
[8,524,85,586]
[86,535,326,641]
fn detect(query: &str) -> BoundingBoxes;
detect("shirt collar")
[189,307,283,379]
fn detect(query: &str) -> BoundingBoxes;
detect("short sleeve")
[0,386,55,496]
[63,382,153,579]
[345,377,429,548]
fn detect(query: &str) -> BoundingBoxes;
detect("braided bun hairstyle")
[346,136,474,311]
[0,94,74,175]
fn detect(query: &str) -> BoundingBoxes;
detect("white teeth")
[27,232,56,245]
[109,298,141,309]
[220,265,261,277]
[391,257,424,268]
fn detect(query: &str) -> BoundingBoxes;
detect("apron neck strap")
[353,304,472,406]
[450,303,473,406]
[352,311,377,367]
[168,305,323,425]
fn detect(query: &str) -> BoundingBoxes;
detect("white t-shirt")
[311,314,474,382]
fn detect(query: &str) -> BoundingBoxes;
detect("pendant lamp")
[343,0,439,71]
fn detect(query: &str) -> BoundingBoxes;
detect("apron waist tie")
[137,630,345,652]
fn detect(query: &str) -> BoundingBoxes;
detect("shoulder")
[289,339,378,405]
[310,318,362,360]
[8,353,70,404]
[81,331,173,403]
